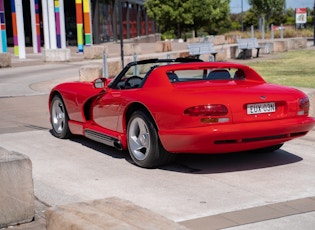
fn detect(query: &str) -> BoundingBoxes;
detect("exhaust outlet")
[114,141,123,150]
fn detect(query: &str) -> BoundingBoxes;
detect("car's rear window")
[166,68,245,82]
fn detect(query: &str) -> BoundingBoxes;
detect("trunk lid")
[172,81,305,124]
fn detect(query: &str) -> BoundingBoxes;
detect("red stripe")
[76,3,83,24]
[11,13,17,36]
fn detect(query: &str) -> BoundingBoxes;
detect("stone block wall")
[84,45,108,59]
[44,49,71,62]
[0,148,35,228]
[0,53,11,67]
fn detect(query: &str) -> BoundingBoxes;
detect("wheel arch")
[49,90,62,106]
[124,102,158,131]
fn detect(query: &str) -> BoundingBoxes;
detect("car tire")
[127,111,174,168]
[50,95,71,139]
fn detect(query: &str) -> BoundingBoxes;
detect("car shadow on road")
[59,132,303,174]
[161,149,303,174]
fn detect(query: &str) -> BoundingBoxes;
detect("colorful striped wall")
[54,0,61,48]
[34,0,41,52]
[76,0,92,52]
[83,0,91,46]
[0,0,7,52]
[10,0,18,56]
[76,0,84,52]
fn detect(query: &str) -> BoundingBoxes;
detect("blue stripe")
[0,12,5,23]
[10,0,16,12]
[78,44,84,52]
[1,30,7,52]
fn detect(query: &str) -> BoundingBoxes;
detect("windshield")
[110,58,203,89]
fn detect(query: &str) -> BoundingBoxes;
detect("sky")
[230,0,314,13]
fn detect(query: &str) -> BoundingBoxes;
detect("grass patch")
[245,50,315,88]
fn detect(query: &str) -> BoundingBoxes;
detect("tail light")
[298,97,310,116]
[184,104,229,123]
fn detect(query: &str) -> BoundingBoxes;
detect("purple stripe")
[0,0,4,11]
[55,12,60,34]
[35,1,39,11]
[37,35,41,52]
[55,7,61,49]
[13,36,18,45]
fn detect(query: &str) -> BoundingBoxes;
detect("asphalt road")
[0,62,84,97]
[1,56,315,229]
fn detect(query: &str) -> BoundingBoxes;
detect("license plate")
[247,102,276,114]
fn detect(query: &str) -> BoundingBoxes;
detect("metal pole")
[261,16,265,40]
[241,0,244,31]
[280,23,283,39]
[102,51,108,78]
[119,0,124,68]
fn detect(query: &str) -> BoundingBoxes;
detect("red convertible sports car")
[49,58,315,168]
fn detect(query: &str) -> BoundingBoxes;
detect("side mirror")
[94,78,106,89]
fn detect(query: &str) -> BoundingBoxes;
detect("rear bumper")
[159,117,315,154]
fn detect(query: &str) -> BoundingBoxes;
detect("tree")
[144,0,189,38]
[144,0,231,38]
[285,8,295,26]
[286,7,295,18]
[243,8,259,29]
[202,0,231,35]
[248,0,286,26]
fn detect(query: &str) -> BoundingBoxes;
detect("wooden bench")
[187,42,217,61]
[237,38,262,59]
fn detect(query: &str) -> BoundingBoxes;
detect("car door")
[92,88,125,132]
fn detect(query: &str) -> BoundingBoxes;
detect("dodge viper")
[49,58,315,168]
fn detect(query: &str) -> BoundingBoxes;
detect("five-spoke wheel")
[127,111,174,168]
[50,95,71,139]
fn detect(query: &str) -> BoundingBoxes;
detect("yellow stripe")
[14,46,19,56]
[75,0,82,4]
[83,0,90,13]
[77,25,83,45]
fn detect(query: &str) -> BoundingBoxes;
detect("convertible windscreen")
[110,58,205,89]
[167,68,245,82]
